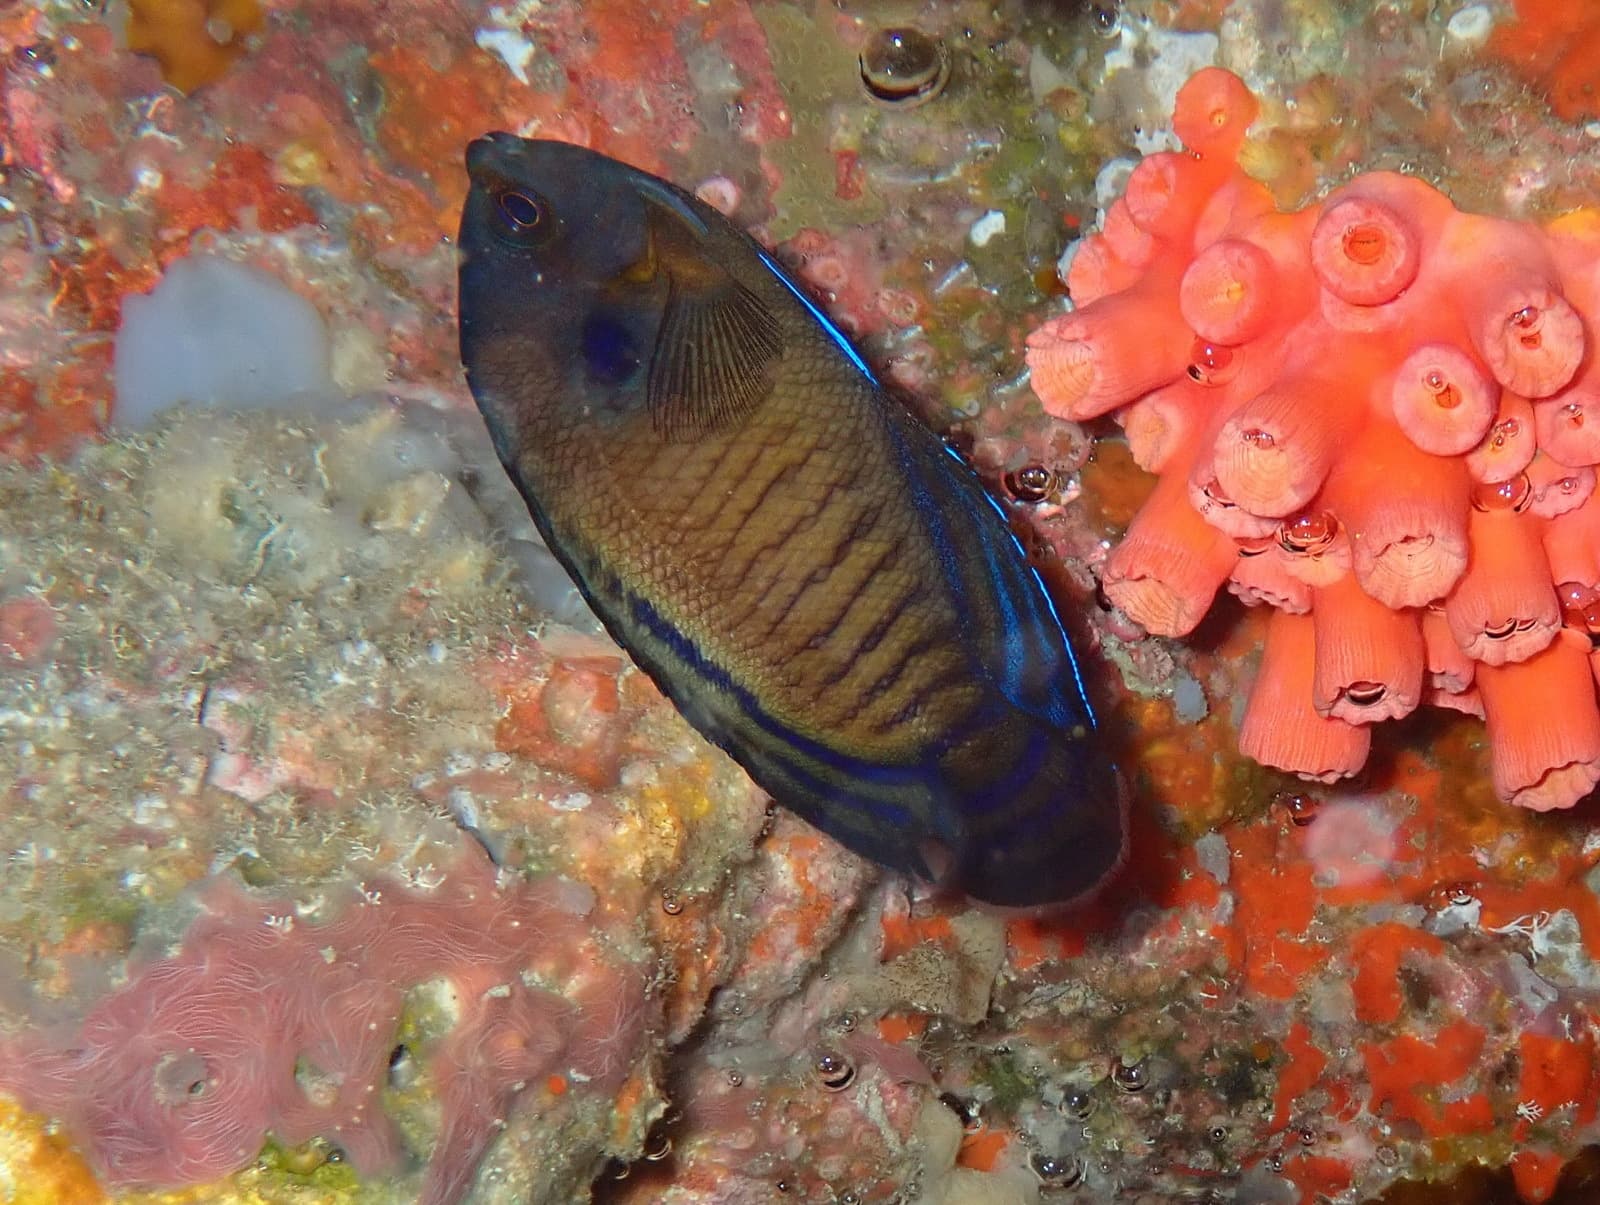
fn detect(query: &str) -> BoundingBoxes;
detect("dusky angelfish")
[457,135,1127,908]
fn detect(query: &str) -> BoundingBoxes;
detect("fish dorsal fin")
[641,199,784,441]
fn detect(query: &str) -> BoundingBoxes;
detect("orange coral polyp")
[1120,380,1207,473]
[1100,198,1157,268]
[1029,65,1600,810]
[1311,572,1425,725]
[1466,391,1537,484]
[1210,371,1362,518]
[1388,343,1498,457]
[1321,420,1470,608]
[1543,490,1600,588]
[1240,609,1371,783]
[1440,213,1587,396]
[1477,629,1600,810]
[1471,285,1586,398]
[1193,174,1279,249]
[1171,66,1260,160]
[1525,453,1595,518]
[1443,508,1560,666]
[1533,388,1600,467]
[1427,684,1485,717]
[1422,607,1475,696]
[1310,196,1421,306]
[1185,469,1279,540]
[1179,239,1276,344]
[1063,235,1140,306]
[1122,152,1217,243]
[1230,541,1311,613]
[1102,465,1238,637]
[1026,271,1192,420]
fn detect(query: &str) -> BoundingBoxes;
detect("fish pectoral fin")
[643,211,784,441]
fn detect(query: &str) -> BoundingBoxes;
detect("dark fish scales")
[457,136,1126,907]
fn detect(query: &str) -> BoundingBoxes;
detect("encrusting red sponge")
[1029,66,1600,810]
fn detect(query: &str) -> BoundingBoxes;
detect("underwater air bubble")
[1471,473,1532,512]
[1558,582,1600,632]
[1030,1153,1085,1187]
[1111,1055,1149,1092]
[1275,791,1321,826]
[1004,464,1058,502]
[813,1050,856,1091]
[1278,511,1339,556]
[1186,338,1239,385]
[859,27,950,107]
[1061,1086,1096,1119]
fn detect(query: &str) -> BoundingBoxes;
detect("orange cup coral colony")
[1027,67,1600,811]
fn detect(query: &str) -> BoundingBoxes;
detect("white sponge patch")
[113,254,335,428]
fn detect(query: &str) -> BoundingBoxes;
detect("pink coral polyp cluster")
[1027,67,1600,810]
[0,844,648,1202]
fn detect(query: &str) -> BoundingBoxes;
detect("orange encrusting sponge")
[1028,67,1600,809]
[125,0,263,93]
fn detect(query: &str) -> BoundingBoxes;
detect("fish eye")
[496,188,548,232]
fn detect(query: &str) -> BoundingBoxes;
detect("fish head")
[459,135,681,456]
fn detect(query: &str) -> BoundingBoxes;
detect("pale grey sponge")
[113,253,335,428]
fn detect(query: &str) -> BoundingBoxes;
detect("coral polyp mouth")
[1344,681,1389,707]
[1342,222,1389,266]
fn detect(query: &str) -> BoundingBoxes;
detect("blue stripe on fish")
[757,251,879,385]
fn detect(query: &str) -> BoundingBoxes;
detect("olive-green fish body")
[459,136,1125,907]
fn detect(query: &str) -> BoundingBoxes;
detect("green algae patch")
[977,1048,1039,1117]
[255,1137,364,1193]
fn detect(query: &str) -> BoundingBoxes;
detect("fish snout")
[465,132,521,180]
